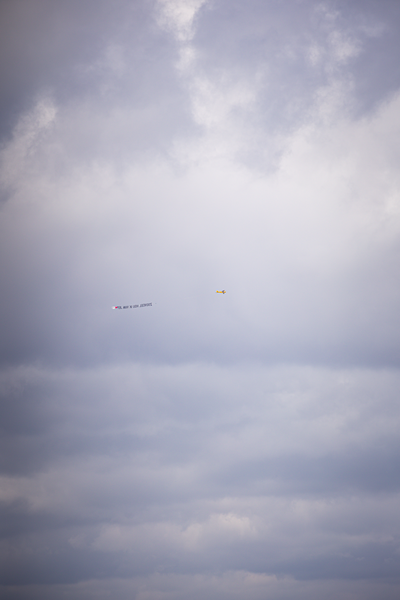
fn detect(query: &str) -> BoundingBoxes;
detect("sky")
[2,0,400,598]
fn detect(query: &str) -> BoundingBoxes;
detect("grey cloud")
[0,2,172,129]
[2,364,400,592]
[190,0,400,139]
[3,1,400,598]
[2,576,400,600]
[0,0,193,166]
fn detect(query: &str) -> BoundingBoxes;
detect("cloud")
[156,0,209,43]
[3,1,400,598]
[2,362,400,593]
[3,575,400,600]
[2,87,400,367]
[0,97,57,193]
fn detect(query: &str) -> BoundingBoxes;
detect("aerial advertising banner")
[112,292,225,310]
[112,303,152,309]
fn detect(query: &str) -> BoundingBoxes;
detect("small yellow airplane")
[216,290,226,294]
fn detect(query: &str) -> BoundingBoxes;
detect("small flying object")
[216,290,226,294]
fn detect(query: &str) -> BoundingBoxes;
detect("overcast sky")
[2,1,400,599]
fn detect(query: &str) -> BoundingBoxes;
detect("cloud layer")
[2,363,400,597]
[2,1,400,598]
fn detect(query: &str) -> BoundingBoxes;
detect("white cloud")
[0,97,56,189]
[2,88,400,366]
[156,0,208,42]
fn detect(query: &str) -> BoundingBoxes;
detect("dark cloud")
[1,364,400,595]
[0,0,180,136]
